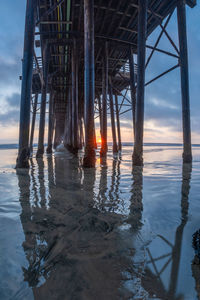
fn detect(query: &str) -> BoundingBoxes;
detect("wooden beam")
[36,0,65,26]
[96,35,179,58]
[119,27,138,34]
[39,21,72,25]
[186,0,196,8]
[130,3,163,19]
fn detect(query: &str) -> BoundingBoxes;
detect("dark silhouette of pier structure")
[16,0,196,168]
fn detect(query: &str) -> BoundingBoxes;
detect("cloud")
[5,93,20,108]
[149,97,178,110]
[0,57,21,88]
[0,93,20,126]
[0,109,19,125]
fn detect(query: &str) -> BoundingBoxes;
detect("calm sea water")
[0,144,200,300]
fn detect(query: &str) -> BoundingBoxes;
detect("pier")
[16,0,196,168]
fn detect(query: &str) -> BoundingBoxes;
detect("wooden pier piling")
[36,45,50,158]
[46,91,55,154]
[133,0,148,166]
[72,39,79,154]
[16,0,36,168]
[109,85,118,153]
[98,95,103,140]
[177,0,192,163]
[129,47,136,140]
[83,0,96,167]
[114,94,122,152]
[100,42,108,157]
[29,94,38,155]
[65,88,73,150]
[54,112,65,149]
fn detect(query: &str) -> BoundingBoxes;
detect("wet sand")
[0,145,200,299]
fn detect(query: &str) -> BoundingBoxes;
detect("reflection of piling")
[47,155,54,186]
[16,169,39,287]
[83,165,96,207]
[30,158,40,206]
[98,157,108,210]
[36,158,46,208]
[141,163,192,299]
[108,158,118,212]
[79,117,84,149]
[168,163,192,298]
[17,169,32,226]
[129,166,143,230]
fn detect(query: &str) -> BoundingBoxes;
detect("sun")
[98,138,102,144]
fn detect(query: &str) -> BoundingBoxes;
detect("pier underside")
[16,0,196,168]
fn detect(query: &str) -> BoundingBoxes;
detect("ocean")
[0,144,200,299]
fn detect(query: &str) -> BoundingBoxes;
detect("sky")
[0,1,200,144]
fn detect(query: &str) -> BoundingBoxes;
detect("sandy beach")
[0,144,200,299]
